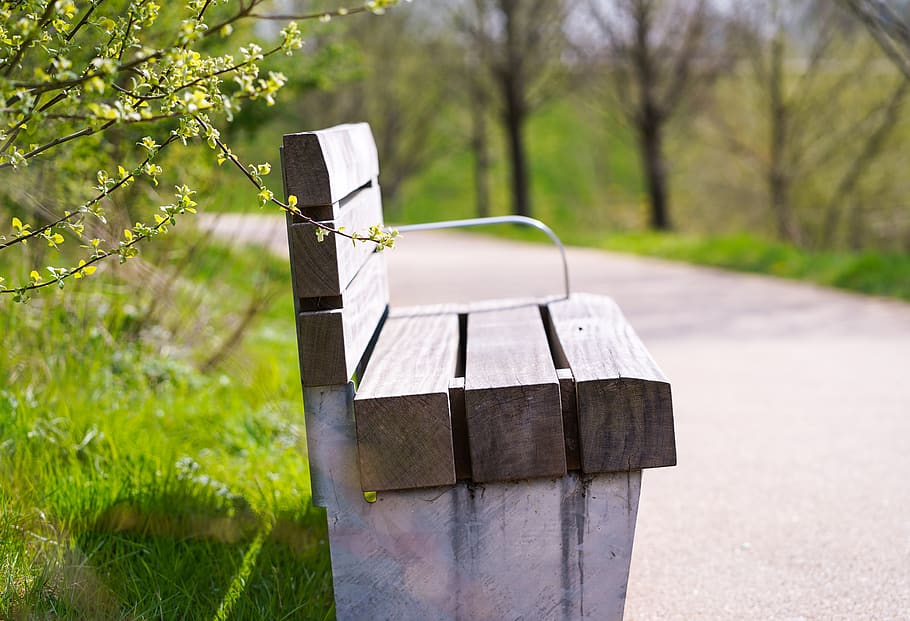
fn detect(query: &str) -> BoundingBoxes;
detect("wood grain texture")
[287,182,384,300]
[546,293,676,473]
[464,306,566,482]
[354,313,459,491]
[282,123,379,209]
[558,368,581,471]
[447,377,472,480]
[378,301,475,480]
[296,253,389,387]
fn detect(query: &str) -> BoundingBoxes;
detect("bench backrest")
[281,123,389,387]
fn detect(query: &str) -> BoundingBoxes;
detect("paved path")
[202,214,910,620]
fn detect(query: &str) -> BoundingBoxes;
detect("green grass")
[597,232,910,301]
[0,234,334,619]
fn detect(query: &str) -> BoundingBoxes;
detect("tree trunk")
[499,0,531,219]
[502,75,531,218]
[768,165,792,242]
[848,198,865,251]
[768,3,797,244]
[629,0,671,231]
[639,120,670,231]
[470,79,491,218]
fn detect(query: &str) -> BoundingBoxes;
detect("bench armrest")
[392,215,570,299]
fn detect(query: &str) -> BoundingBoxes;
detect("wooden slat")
[447,377,471,480]
[282,123,379,209]
[296,252,389,387]
[464,306,566,482]
[546,293,676,473]
[558,368,581,471]
[287,182,383,300]
[354,313,459,491]
[384,304,473,480]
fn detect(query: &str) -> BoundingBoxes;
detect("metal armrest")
[391,215,570,299]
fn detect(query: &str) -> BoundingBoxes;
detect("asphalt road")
[201,214,910,620]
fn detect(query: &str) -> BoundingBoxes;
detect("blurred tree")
[459,0,569,218]
[844,0,910,78]
[711,0,908,247]
[333,10,453,205]
[454,1,495,218]
[585,0,723,231]
[467,42,493,218]
[287,7,454,206]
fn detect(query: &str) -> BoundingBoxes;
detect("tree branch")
[1,0,57,77]
[0,135,179,251]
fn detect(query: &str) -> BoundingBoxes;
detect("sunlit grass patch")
[599,231,910,301]
[0,234,333,619]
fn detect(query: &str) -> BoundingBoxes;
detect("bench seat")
[354,295,675,492]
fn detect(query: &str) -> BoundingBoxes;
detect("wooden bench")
[281,123,676,621]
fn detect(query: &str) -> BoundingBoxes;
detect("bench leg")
[303,385,642,621]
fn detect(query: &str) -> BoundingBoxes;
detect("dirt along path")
[200,213,910,620]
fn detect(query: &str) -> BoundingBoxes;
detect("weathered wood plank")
[381,303,476,479]
[447,377,472,480]
[546,293,676,473]
[558,368,581,471]
[354,313,459,491]
[287,182,383,299]
[282,123,379,209]
[296,252,389,387]
[464,306,566,482]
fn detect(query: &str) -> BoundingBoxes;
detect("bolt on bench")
[281,124,676,621]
